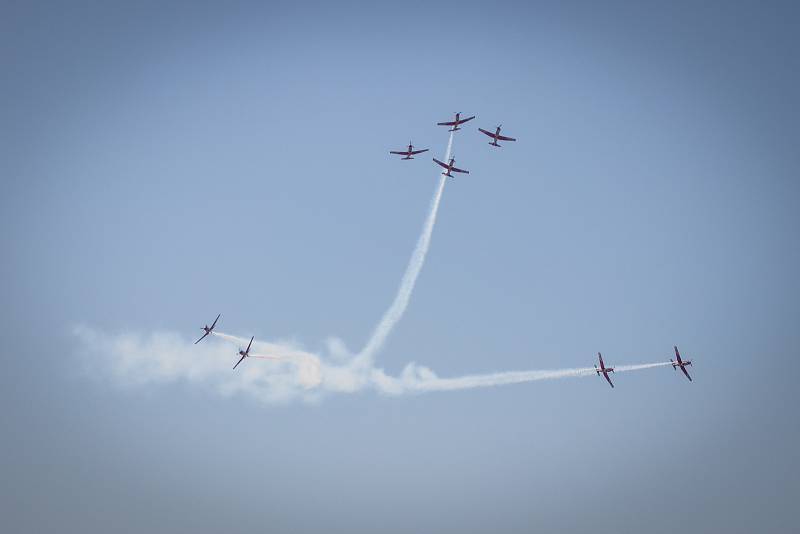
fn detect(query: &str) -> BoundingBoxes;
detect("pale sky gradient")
[2,1,799,532]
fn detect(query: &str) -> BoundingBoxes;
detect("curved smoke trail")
[73,128,682,404]
[355,131,455,365]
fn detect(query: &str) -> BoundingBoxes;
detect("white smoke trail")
[74,324,676,403]
[71,128,680,404]
[614,362,674,372]
[211,330,675,394]
[213,331,323,388]
[370,360,676,394]
[404,367,595,392]
[212,331,310,362]
[356,131,455,365]
[73,131,484,403]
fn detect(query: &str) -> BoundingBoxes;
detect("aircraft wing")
[246,336,254,354]
[459,115,475,124]
[233,354,247,370]
[680,366,693,382]
[390,151,409,155]
[210,314,220,330]
[410,149,429,155]
[478,128,496,138]
[496,134,516,141]
[450,166,469,174]
[604,373,615,388]
[437,120,457,126]
[194,332,209,345]
[432,158,449,169]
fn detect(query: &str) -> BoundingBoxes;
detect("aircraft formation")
[389,112,518,177]
[195,111,695,385]
[195,312,693,383]
[191,315,244,369]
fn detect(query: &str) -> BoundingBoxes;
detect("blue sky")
[2,1,799,532]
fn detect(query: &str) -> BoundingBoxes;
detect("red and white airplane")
[233,336,254,370]
[670,345,693,382]
[433,157,470,178]
[195,313,220,344]
[478,125,517,147]
[390,142,429,160]
[595,352,615,388]
[437,112,476,132]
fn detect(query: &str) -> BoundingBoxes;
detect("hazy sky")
[2,1,799,532]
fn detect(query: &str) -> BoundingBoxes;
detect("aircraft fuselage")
[450,114,462,131]
[490,127,501,146]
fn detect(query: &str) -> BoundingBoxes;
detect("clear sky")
[2,1,799,532]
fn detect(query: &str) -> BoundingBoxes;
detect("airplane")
[390,142,429,160]
[594,352,615,388]
[233,336,254,370]
[433,157,470,178]
[670,345,693,382]
[478,125,517,147]
[437,112,476,132]
[194,313,220,344]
